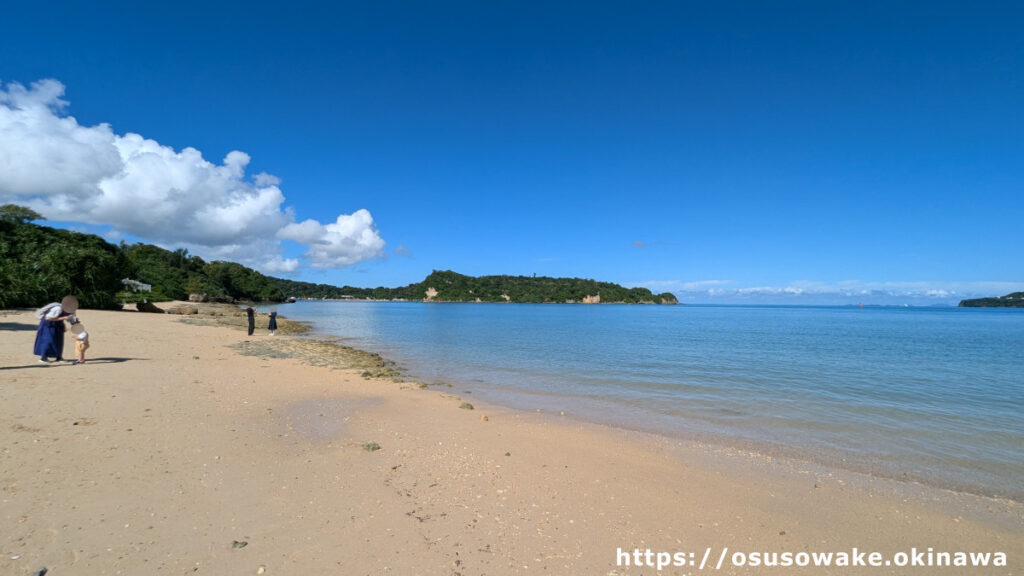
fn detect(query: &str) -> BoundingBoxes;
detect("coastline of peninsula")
[274,270,679,305]
[958,292,1024,308]
[0,210,677,309]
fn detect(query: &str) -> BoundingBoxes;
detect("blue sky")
[1,1,1021,304]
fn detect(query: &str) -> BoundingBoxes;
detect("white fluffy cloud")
[278,210,387,268]
[0,79,385,272]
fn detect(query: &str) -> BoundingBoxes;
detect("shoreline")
[259,301,1024,505]
[2,307,1021,574]
[236,305,1021,507]
[463,383,1024,505]
[161,303,1024,517]
[269,305,1024,507]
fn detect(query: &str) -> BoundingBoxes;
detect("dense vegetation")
[269,278,402,301]
[958,292,1024,308]
[0,204,283,308]
[274,270,679,304]
[2,204,677,309]
[1,205,127,309]
[120,243,284,302]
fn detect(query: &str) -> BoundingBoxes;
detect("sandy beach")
[1,307,1021,575]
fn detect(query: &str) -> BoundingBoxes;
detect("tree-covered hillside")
[0,204,283,308]
[275,270,679,304]
[268,278,401,301]
[2,204,677,309]
[958,292,1024,308]
[1,205,127,309]
[120,243,284,302]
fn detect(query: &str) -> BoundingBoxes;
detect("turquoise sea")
[267,302,1024,501]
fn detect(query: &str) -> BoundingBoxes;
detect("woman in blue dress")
[268,309,278,336]
[34,301,72,362]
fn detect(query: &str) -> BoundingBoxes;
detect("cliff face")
[958,292,1024,308]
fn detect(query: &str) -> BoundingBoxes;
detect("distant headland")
[958,292,1024,308]
[0,204,677,308]
[274,270,678,304]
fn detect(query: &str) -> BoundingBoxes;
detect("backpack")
[33,302,61,319]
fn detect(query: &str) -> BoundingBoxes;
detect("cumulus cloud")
[278,210,386,268]
[0,79,121,199]
[0,79,385,271]
[261,256,301,275]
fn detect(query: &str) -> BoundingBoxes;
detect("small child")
[73,326,90,365]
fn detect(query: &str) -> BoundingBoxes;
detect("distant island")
[958,292,1024,308]
[0,204,677,308]
[273,270,678,304]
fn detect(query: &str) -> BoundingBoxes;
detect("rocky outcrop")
[208,295,238,304]
[136,300,165,313]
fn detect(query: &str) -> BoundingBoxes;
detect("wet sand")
[1,307,1020,575]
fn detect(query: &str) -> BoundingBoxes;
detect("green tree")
[0,204,44,224]
[0,207,127,309]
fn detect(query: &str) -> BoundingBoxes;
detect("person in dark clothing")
[245,307,255,336]
[33,296,76,362]
[268,310,277,336]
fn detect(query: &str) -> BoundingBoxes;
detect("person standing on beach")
[33,296,76,362]
[245,306,255,336]
[267,309,277,336]
[72,325,90,365]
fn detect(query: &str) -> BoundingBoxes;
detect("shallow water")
[267,301,1024,500]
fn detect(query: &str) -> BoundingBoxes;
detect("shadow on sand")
[0,357,141,371]
[0,322,37,332]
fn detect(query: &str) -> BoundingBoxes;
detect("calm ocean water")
[267,301,1024,501]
